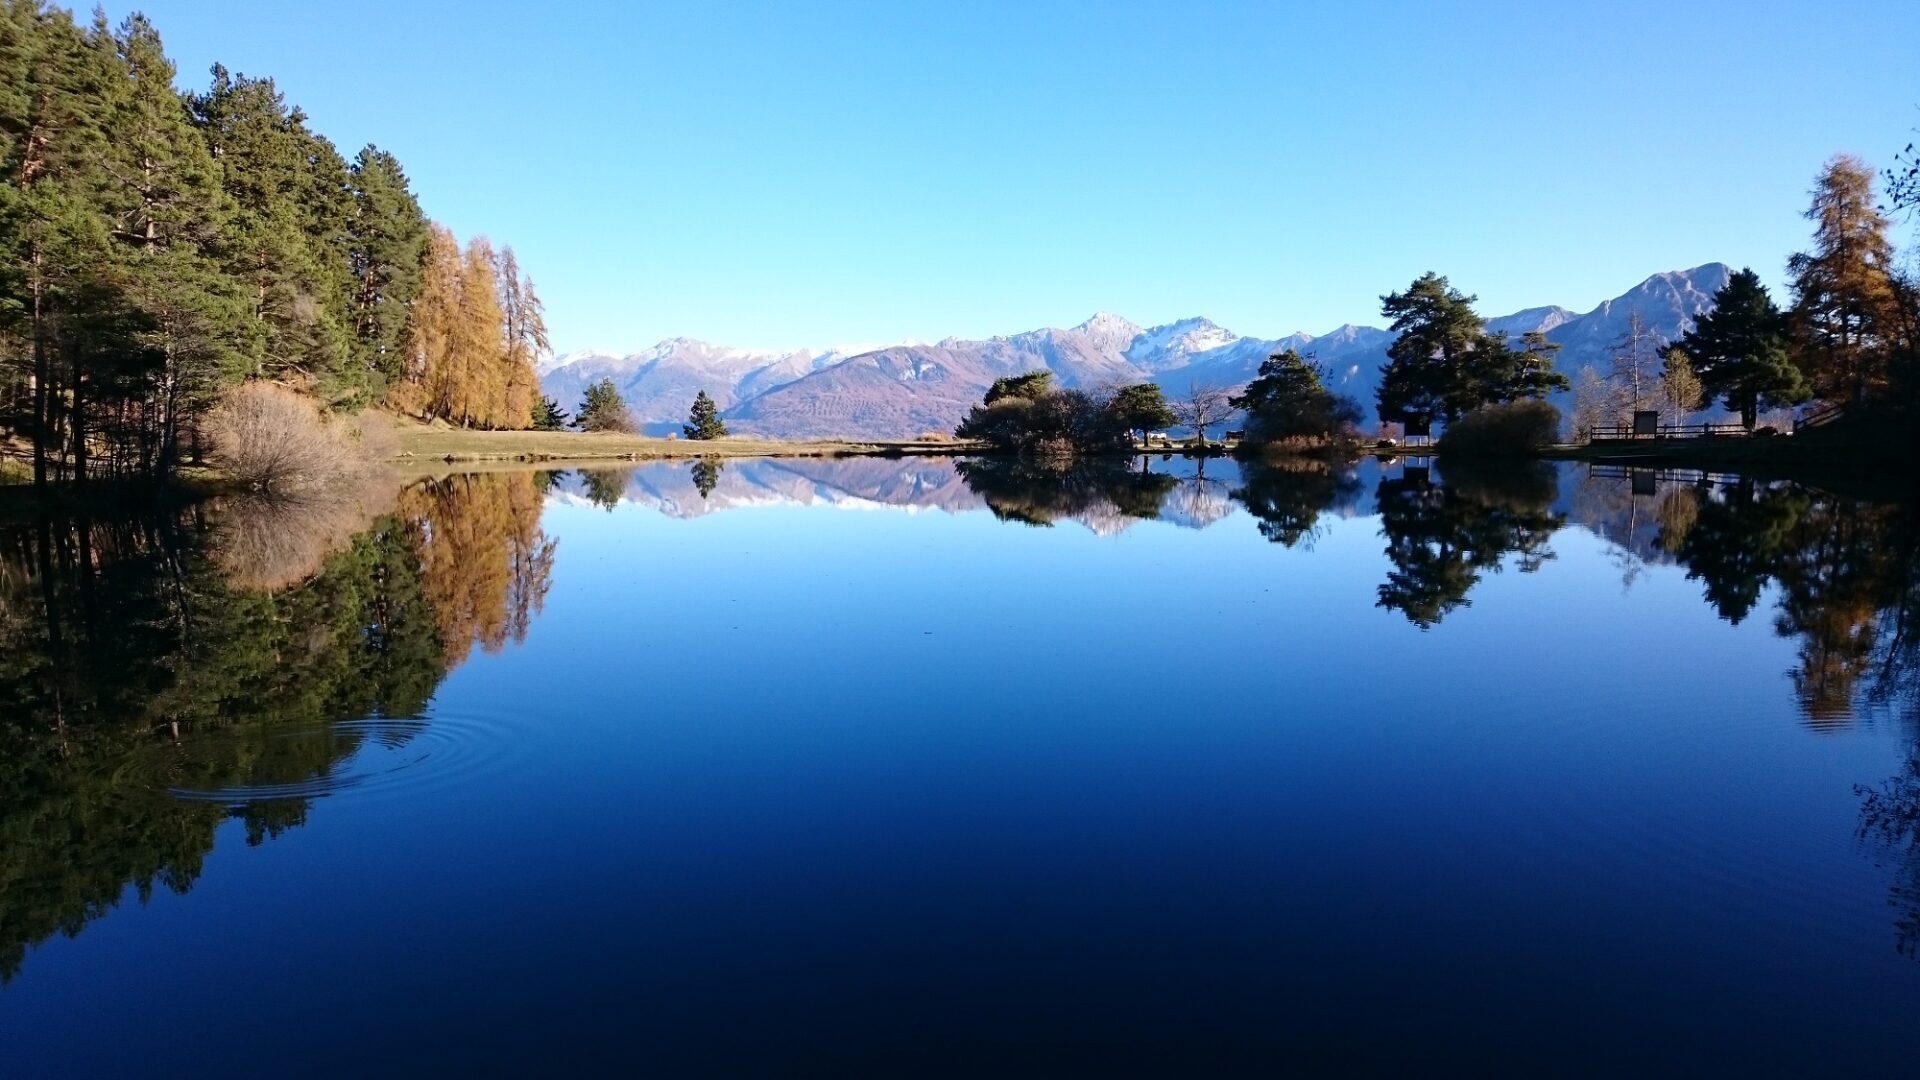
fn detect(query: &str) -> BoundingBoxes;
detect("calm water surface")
[2,456,1917,1073]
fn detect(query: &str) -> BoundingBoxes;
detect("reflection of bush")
[213,476,397,592]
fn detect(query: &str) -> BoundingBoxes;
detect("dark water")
[2,456,1917,1074]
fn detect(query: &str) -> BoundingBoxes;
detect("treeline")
[0,2,548,488]
[1372,154,1920,446]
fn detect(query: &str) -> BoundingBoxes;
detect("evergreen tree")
[683,390,727,439]
[1789,155,1898,408]
[1231,348,1361,443]
[346,146,427,393]
[1376,272,1495,426]
[189,65,356,400]
[1107,383,1175,442]
[531,395,568,430]
[575,377,633,433]
[1471,330,1571,405]
[1673,268,1808,429]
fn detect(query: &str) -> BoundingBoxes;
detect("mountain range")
[539,264,1734,439]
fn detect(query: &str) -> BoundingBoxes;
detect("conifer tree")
[1107,383,1176,442]
[1232,348,1361,442]
[454,236,507,427]
[1376,272,1488,426]
[0,4,545,483]
[683,390,727,439]
[575,378,633,433]
[495,245,547,431]
[1673,268,1808,429]
[346,146,427,392]
[531,395,568,430]
[1789,155,1898,408]
[190,65,356,399]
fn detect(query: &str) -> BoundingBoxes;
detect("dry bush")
[208,382,370,495]
[915,431,956,443]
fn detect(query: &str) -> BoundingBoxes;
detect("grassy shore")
[389,421,980,465]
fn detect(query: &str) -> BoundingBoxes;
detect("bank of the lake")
[389,419,983,465]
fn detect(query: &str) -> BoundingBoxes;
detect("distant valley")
[540,264,1733,439]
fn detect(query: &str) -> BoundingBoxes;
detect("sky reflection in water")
[1,456,1916,1074]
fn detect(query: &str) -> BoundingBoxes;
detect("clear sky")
[117,0,1920,354]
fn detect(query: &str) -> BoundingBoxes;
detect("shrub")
[207,382,369,495]
[1438,399,1562,457]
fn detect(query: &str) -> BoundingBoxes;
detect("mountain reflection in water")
[2,454,1918,1069]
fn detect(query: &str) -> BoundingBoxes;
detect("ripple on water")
[162,708,525,807]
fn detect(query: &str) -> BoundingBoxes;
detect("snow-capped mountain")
[539,264,1734,439]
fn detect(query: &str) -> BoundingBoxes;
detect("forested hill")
[541,264,1732,439]
[1,1,548,486]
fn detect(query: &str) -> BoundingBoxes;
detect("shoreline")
[388,425,983,466]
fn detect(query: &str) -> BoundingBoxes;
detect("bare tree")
[1170,380,1240,445]
[1609,311,1661,413]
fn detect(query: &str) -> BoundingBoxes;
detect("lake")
[2,455,1917,1073]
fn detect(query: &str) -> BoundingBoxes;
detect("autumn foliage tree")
[1789,155,1898,408]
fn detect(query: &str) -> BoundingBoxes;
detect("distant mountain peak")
[542,263,1738,438]
[1076,310,1138,332]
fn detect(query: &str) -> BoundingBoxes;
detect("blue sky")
[123,0,1920,354]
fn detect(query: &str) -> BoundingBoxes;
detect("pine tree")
[1107,383,1175,442]
[531,395,568,430]
[575,377,633,433]
[104,13,249,475]
[1789,155,1897,408]
[1376,272,1488,426]
[1232,348,1360,442]
[346,146,427,393]
[683,389,727,439]
[1674,268,1808,429]
[1472,330,1570,405]
[190,64,357,399]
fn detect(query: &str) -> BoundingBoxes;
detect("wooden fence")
[1588,421,1751,441]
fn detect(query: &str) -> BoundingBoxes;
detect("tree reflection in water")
[954,457,1178,534]
[1586,466,1920,957]
[1229,454,1362,549]
[0,471,557,980]
[1373,459,1562,629]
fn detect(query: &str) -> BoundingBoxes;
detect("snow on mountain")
[538,263,1737,438]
